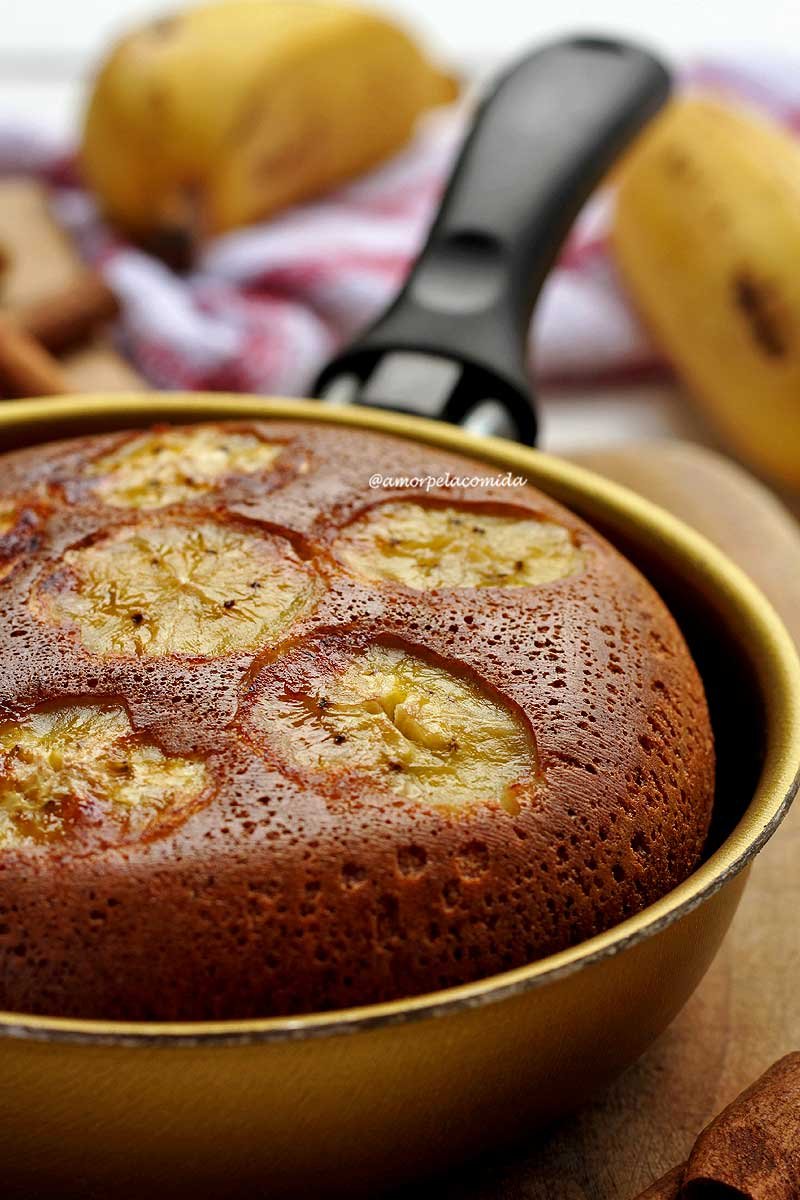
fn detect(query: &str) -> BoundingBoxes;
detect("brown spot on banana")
[732,270,791,358]
[148,16,181,41]
[142,184,206,269]
[660,146,695,180]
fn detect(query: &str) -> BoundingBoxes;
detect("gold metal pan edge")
[0,393,798,1047]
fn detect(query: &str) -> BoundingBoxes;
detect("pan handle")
[315,36,670,444]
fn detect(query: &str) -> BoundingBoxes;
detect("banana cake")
[0,420,714,1020]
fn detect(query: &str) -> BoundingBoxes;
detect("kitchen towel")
[0,58,791,397]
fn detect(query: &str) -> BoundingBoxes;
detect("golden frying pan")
[0,393,798,1199]
[0,37,798,1200]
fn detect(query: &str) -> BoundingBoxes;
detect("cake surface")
[0,419,714,1020]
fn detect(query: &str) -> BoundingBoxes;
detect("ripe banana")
[613,98,800,489]
[81,0,456,251]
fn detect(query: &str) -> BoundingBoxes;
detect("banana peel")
[613,97,800,489]
[81,0,457,256]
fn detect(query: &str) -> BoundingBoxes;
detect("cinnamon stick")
[633,1053,800,1199]
[0,312,71,397]
[638,1165,685,1198]
[16,272,119,354]
[683,1053,800,1198]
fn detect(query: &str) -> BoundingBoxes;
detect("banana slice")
[253,644,534,813]
[0,502,30,581]
[36,520,319,657]
[85,425,283,509]
[0,502,15,536]
[0,701,208,846]
[333,503,583,590]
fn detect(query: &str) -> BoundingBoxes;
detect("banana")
[34,520,321,657]
[81,0,456,251]
[0,501,14,536]
[0,701,208,846]
[252,644,535,813]
[613,97,800,489]
[332,502,584,590]
[85,424,283,508]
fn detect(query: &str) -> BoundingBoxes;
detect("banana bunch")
[82,0,455,254]
[613,98,800,489]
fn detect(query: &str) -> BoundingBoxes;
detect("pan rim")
[0,393,798,1048]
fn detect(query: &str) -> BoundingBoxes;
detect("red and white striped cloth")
[0,57,795,397]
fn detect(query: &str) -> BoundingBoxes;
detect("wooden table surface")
[410,441,800,1200]
[0,178,145,394]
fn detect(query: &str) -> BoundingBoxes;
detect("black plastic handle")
[315,36,670,444]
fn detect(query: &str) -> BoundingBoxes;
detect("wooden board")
[417,440,800,1200]
[0,177,146,393]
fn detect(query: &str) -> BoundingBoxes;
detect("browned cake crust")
[0,420,714,1020]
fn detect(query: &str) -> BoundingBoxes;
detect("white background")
[7,0,800,61]
[3,0,800,136]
